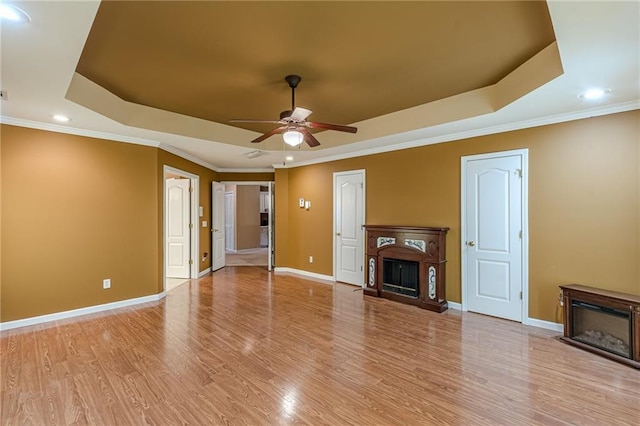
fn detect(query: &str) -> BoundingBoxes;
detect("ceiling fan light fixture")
[283,129,304,147]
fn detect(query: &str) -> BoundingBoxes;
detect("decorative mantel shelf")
[364,225,449,312]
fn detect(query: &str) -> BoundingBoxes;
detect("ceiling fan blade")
[306,121,358,133]
[290,107,312,121]
[299,128,321,147]
[252,126,286,143]
[230,119,281,124]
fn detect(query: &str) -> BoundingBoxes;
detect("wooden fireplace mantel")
[364,225,449,312]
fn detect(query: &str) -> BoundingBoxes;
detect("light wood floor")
[225,248,268,266]
[2,267,639,425]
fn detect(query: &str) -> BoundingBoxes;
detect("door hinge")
[189,223,193,229]
[189,259,193,265]
[520,291,523,300]
[519,230,522,239]
[189,186,193,193]
[515,169,522,178]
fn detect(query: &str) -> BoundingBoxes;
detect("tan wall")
[218,172,274,182]
[274,169,289,267]
[236,185,260,249]
[1,125,159,322]
[275,110,640,322]
[0,126,225,323]
[157,149,219,275]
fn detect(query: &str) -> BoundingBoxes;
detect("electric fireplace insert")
[560,284,640,368]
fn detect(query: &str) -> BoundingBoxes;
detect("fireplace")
[571,300,632,359]
[383,258,419,297]
[364,225,449,312]
[560,284,640,368]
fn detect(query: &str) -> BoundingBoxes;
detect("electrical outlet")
[103,278,111,289]
[309,256,313,263]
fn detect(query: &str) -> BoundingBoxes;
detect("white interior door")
[212,182,226,271]
[463,152,525,322]
[224,192,235,251]
[166,178,190,278]
[334,170,365,286]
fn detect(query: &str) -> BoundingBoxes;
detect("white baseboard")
[198,267,211,278]
[525,317,563,332]
[274,267,335,283]
[447,301,462,311]
[0,293,166,332]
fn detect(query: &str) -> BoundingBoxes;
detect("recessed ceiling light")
[285,156,294,161]
[52,114,71,122]
[0,3,30,23]
[579,88,610,100]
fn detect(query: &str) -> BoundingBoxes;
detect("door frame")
[163,165,199,291]
[460,149,529,323]
[224,191,236,252]
[332,169,366,285]
[220,180,275,270]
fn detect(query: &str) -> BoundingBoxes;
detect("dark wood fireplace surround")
[364,225,448,312]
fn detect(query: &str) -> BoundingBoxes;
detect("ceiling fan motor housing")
[280,110,293,120]
[285,74,301,88]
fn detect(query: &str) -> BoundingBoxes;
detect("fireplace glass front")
[571,300,632,359]
[382,258,419,298]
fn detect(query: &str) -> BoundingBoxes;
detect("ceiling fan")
[230,74,358,148]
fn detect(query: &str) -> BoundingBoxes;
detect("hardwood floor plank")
[2,266,639,425]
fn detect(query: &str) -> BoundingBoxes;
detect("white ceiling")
[1,1,639,172]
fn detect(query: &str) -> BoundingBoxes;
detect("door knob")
[467,241,475,247]
[336,232,341,236]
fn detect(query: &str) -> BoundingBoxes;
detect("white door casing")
[166,178,191,278]
[334,170,365,286]
[212,182,226,271]
[224,192,235,252]
[462,150,528,322]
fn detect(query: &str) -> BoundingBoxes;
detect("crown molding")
[158,143,219,172]
[0,116,223,172]
[216,167,275,173]
[282,100,640,169]
[4,100,638,172]
[0,116,160,147]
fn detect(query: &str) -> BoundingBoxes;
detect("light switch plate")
[202,220,207,227]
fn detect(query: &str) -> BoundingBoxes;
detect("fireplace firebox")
[364,225,449,312]
[560,284,640,368]
[383,258,420,297]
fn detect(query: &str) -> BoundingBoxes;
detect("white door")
[166,178,190,278]
[334,170,365,286]
[224,192,235,251]
[268,182,275,271]
[212,182,226,271]
[463,151,525,322]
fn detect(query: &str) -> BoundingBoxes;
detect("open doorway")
[221,181,274,268]
[163,166,199,292]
